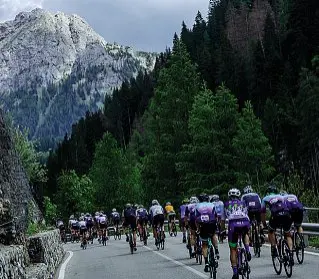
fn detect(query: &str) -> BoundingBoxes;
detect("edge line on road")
[143,246,207,278]
[263,243,319,256]
[58,250,74,279]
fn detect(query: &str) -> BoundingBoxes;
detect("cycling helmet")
[125,203,132,209]
[112,208,116,212]
[182,198,189,204]
[280,190,288,196]
[198,193,210,202]
[210,195,219,202]
[166,202,171,206]
[152,199,159,206]
[80,213,84,217]
[139,204,144,209]
[243,185,253,194]
[134,203,139,208]
[95,212,99,216]
[85,213,90,217]
[189,196,198,204]
[228,188,241,199]
[79,216,84,221]
[267,183,278,195]
[100,211,104,214]
[69,215,74,219]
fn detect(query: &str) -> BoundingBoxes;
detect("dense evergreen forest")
[26,0,319,219]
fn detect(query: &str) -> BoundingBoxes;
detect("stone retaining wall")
[0,230,64,279]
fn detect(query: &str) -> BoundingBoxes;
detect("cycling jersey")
[69,219,79,229]
[86,216,94,227]
[79,220,87,228]
[136,208,148,220]
[262,194,292,233]
[165,205,175,213]
[283,194,304,227]
[111,211,121,220]
[185,203,196,222]
[99,216,107,224]
[211,200,226,220]
[57,220,64,228]
[180,204,187,219]
[241,193,261,212]
[225,199,250,248]
[150,205,164,218]
[195,202,217,223]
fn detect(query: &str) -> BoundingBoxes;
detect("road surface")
[57,233,319,279]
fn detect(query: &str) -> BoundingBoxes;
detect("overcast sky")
[0,0,210,52]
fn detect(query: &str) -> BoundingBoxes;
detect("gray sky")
[0,0,210,52]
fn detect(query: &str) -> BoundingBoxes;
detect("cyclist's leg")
[160,214,165,238]
[199,223,210,271]
[268,215,278,255]
[190,221,196,253]
[293,209,304,234]
[242,220,251,260]
[228,221,239,278]
[211,221,219,258]
[132,218,137,248]
[152,216,158,242]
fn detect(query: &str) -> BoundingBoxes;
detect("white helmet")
[243,185,253,194]
[228,188,241,198]
[152,199,159,206]
[112,208,116,212]
[189,196,198,204]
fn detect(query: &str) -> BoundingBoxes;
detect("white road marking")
[263,243,319,256]
[58,251,74,279]
[143,246,207,278]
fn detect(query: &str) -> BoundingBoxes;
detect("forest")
[15,0,319,220]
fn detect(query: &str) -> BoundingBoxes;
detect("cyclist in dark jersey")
[122,203,137,251]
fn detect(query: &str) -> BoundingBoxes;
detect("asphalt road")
[58,233,319,279]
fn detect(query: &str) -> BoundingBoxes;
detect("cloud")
[0,0,44,21]
[0,0,210,51]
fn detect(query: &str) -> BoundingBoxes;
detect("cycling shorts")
[179,218,186,229]
[198,221,217,241]
[80,227,87,235]
[71,224,80,231]
[228,219,250,248]
[113,218,120,226]
[290,208,303,227]
[152,214,164,228]
[189,219,197,231]
[99,222,107,229]
[268,211,292,233]
[137,217,148,226]
[248,210,261,224]
[123,216,137,231]
[168,213,176,222]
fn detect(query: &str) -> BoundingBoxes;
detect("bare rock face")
[0,8,157,140]
[0,109,41,244]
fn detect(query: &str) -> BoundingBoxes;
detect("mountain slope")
[0,8,156,142]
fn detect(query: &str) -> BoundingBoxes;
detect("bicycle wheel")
[143,227,148,245]
[241,249,250,279]
[160,231,165,250]
[281,239,292,278]
[295,232,304,264]
[172,223,177,237]
[253,227,261,257]
[129,233,134,254]
[272,242,282,275]
[114,232,118,240]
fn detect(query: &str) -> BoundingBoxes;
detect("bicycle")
[81,232,87,249]
[128,227,135,254]
[141,222,148,245]
[186,228,193,258]
[207,236,218,279]
[156,225,165,250]
[291,226,305,264]
[236,232,250,279]
[195,232,203,265]
[250,219,261,257]
[272,227,293,278]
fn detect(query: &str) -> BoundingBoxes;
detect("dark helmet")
[267,183,278,195]
[198,193,210,203]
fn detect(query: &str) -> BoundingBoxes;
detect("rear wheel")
[282,239,292,278]
[172,223,177,237]
[295,232,304,264]
[272,242,282,275]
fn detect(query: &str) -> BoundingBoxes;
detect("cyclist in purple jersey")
[225,188,251,279]
[261,184,293,264]
[241,185,263,243]
[281,191,304,234]
[179,198,189,243]
[185,196,198,257]
[195,193,219,273]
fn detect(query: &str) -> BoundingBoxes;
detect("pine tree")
[232,101,275,190]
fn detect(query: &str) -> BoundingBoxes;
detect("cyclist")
[261,184,293,264]
[69,215,80,238]
[149,199,165,245]
[210,194,226,241]
[85,213,94,240]
[195,193,219,273]
[180,198,189,243]
[280,191,304,234]
[184,196,198,257]
[136,204,149,242]
[56,218,66,241]
[111,208,121,230]
[98,212,108,242]
[225,188,251,279]
[123,203,137,251]
[164,202,176,235]
[241,185,263,244]
[79,216,87,246]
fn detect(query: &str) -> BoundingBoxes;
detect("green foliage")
[233,101,275,190]
[43,196,57,225]
[56,170,94,218]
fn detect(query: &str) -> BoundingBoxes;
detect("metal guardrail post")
[303,209,309,247]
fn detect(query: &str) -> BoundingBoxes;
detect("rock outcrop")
[0,230,64,279]
[0,109,41,244]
